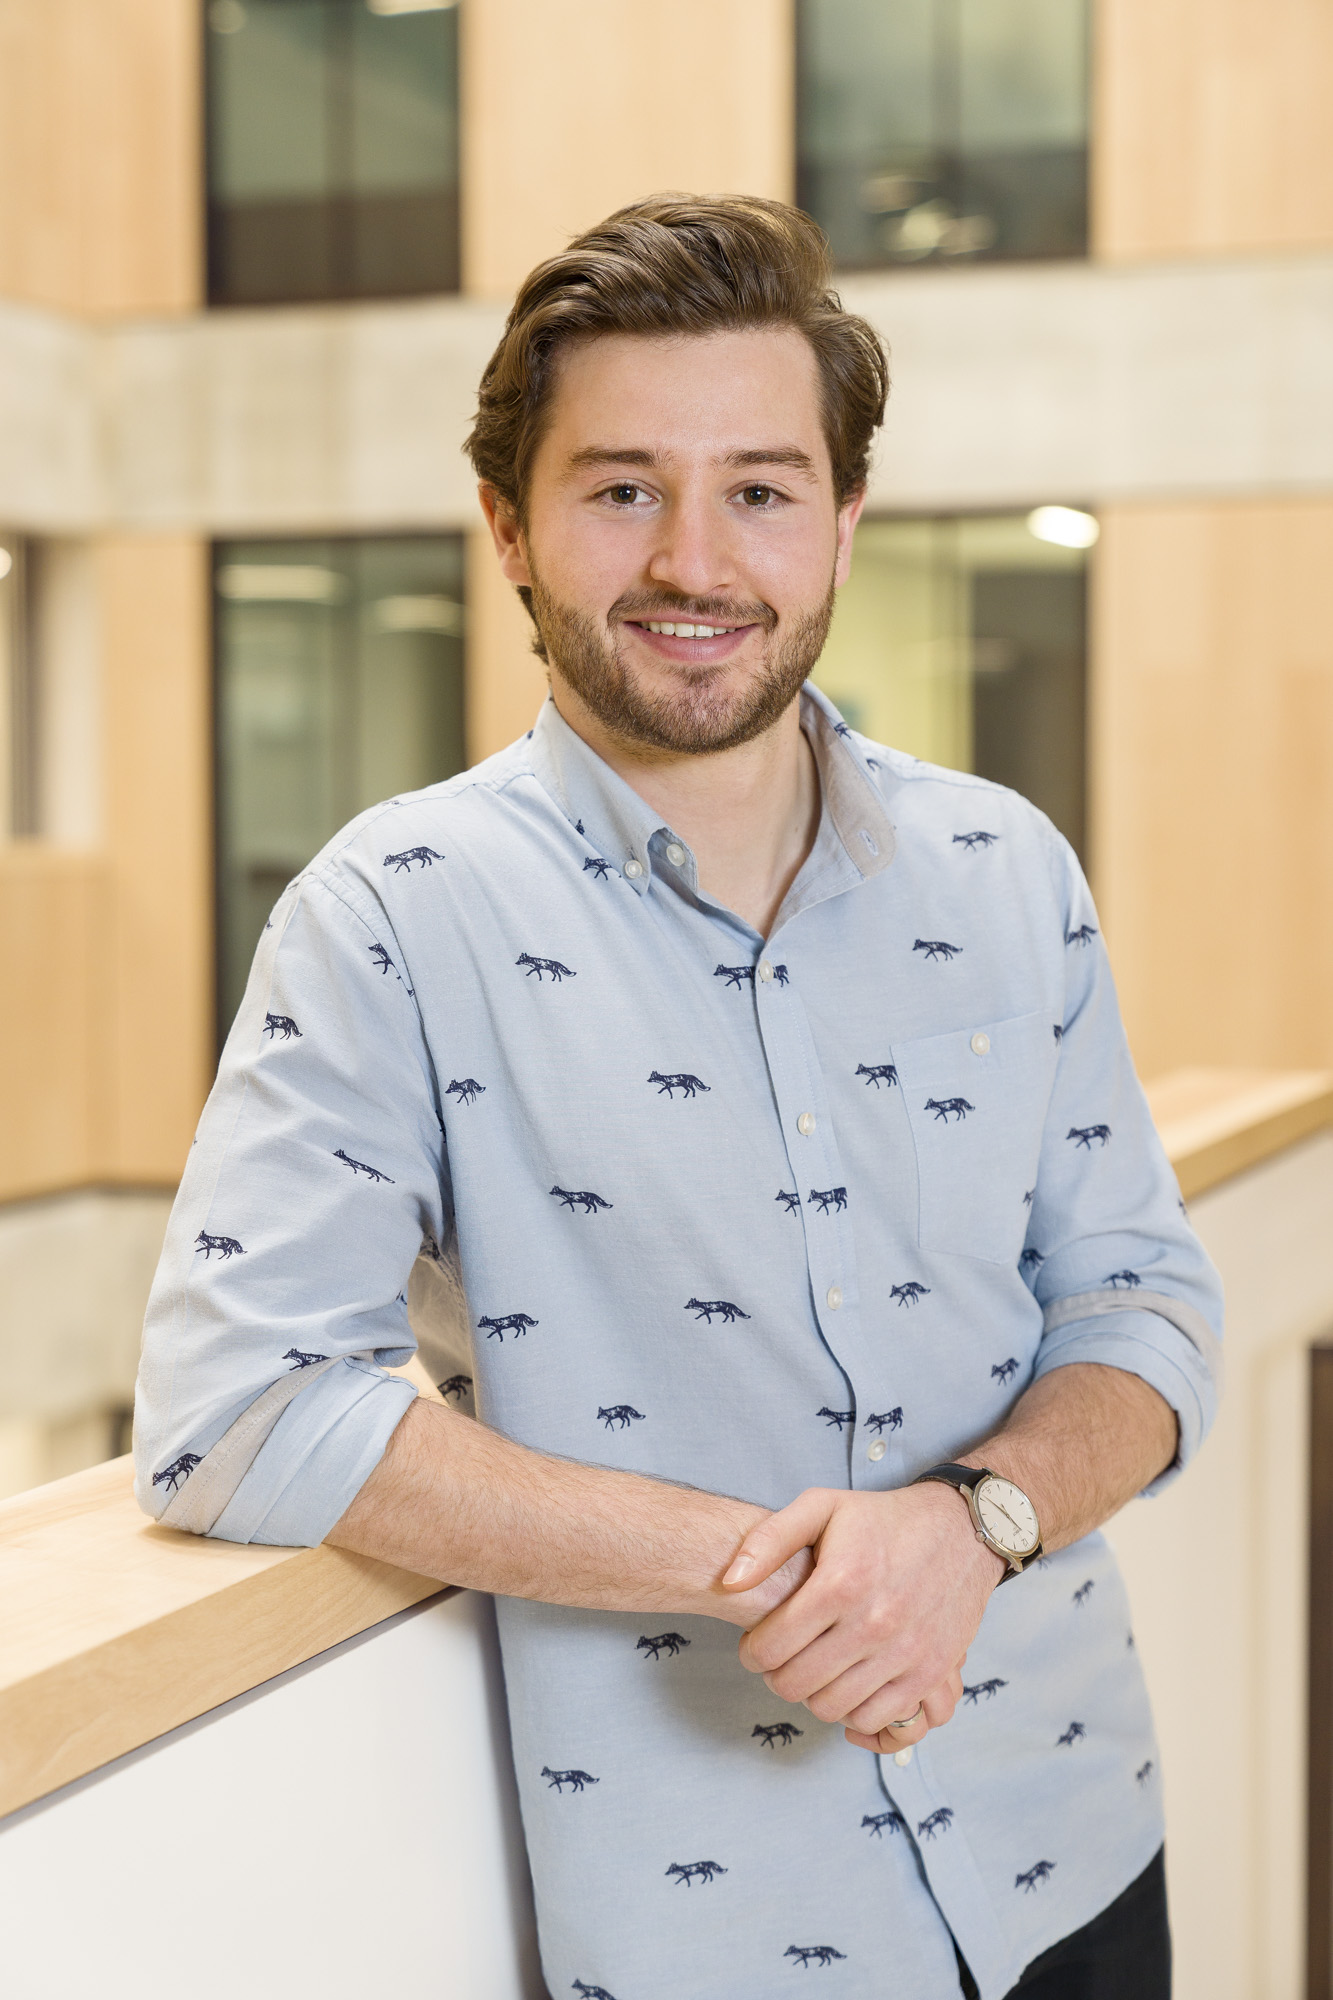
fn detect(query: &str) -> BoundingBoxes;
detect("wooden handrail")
[2,1066,1330,1820]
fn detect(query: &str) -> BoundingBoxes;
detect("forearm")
[960,1361,1179,1554]
[327,1397,805,1626]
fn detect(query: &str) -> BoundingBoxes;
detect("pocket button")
[970,1031,991,1056]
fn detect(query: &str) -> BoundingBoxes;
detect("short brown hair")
[466,193,888,518]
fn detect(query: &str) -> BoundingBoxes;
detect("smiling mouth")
[628,619,750,639]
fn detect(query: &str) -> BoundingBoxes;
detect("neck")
[549,678,821,938]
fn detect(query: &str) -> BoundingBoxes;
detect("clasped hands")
[719,1481,1005,1756]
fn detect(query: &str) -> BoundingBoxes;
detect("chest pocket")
[892,1009,1057,1264]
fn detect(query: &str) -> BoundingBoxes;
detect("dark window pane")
[214,535,466,1036]
[812,514,1088,859]
[797,0,1088,267]
[206,0,460,306]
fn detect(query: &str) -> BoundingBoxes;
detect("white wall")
[0,1591,545,2000]
[1106,1130,1333,2000]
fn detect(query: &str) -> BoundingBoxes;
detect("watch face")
[975,1476,1040,1556]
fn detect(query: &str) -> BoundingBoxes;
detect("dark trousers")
[957,1849,1170,2000]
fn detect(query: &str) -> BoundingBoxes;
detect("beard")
[526,568,837,755]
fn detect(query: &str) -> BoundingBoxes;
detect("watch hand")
[990,1502,1022,1534]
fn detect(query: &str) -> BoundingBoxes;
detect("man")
[136,196,1221,1999]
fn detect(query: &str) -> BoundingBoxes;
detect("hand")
[721,1482,1004,1752]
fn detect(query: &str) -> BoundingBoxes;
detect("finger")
[848,1675,958,1743]
[739,1591,839,1678]
[722,1488,836,1591]
[794,1652,911,1725]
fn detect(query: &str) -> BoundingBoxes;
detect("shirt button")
[665,842,686,867]
[758,960,774,983]
[970,1031,991,1056]
[867,1439,886,1461]
[826,1285,843,1310]
[797,1112,816,1136]
[893,1746,914,1767]
[623,858,644,879]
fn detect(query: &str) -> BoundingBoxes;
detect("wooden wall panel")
[461,0,794,298]
[99,537,213,1183]
[0,850,108,1201]
[1095,0,1333,259]
[1091,501,1333,1078]
[0,0,201,314]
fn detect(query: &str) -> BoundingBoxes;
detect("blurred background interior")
[2,0,1330,1486]
[1,1,1332,1988]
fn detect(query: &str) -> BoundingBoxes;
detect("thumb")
[721,1488,835,1590]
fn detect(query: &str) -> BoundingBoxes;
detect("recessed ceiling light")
[0,548,12,581]
[1026,506,1099,550]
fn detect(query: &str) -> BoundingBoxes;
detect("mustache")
[608,590,777,632]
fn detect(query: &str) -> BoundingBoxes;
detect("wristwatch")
[913,1464,1043,1583]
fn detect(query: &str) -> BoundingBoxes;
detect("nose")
[646,489,737,604]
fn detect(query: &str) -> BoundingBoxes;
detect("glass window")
[206,0,460,305]
[813,513,1089,857]
[215,535,466,1034]
[797,0,1088,266]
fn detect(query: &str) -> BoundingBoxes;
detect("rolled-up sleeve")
[134,864,448,1545]
[1025,840,1224,1492]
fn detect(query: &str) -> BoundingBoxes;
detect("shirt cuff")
[1031,1304,1218,1496]
[208,1359,416,1546]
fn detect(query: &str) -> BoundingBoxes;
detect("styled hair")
[465,193,889,519]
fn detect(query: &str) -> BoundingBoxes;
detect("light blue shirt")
[136,685,1222,2000]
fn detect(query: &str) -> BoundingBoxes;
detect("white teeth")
[644,621,733,637]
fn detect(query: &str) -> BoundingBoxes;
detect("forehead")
[539,327,828,471]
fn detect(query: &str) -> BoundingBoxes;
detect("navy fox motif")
[891,1282,931,1306]
[541,1766,599,1792]
[368,942,405,984]
[637,1632,690,1659]
[598,1404,644,1428]
[1073,1579,1095,1607]
[649,1070,710,1098]
[917,1808,954,1840]
[582,857,611,879]
[866,1408,903,1434]
[856,1062,898,1088]
[753,1723,804,1747]
[1066,923,1098,946]
[1057,1722,1086,1746]
[1068,1124,1112,1148]
[772,964,790,985]
[518,952,575,981]
[992,1357,1020,1383]
[195,1230,244,1259]
[1020,1248,1044,1269]
[963,1678,1008,1703]
[667,1861,727,1886]
[334,1148,394,1184]
[284,1348,327,1369]
[785,1946,847,1967]
[776,1189,802,1214]
[714,963,755,988]
[817,1407,854,1430]
[478,1312,538,1341]
[1136,1760,1154,1785]
[686,1297,750,1323]
[1053,1024,1065,1042]
[925,1096,974,1121]
[439,1374,473,1400]
[551,1187,613,1213]
[153,1452,201,1493]
[384,845,443,871]
[1106,1268,1141,1287]
[1016,1861,1056,1892]
[953,830,999,850]
[809,1186,847,1213]
[262,1012,301,1040]
[572,1984,616,2000]
[446,1078,485,1105]
[1023,1188,1035,1205]
[862,1809,905,1837]
[914,938,962,960]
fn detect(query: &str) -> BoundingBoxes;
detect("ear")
[478,484,533,587]
[833,487,868,588]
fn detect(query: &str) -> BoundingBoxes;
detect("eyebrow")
[565,445,819,478]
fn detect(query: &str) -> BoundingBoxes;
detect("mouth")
[623,618,758,661]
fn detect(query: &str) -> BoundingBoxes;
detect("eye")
[600,482,650,507]
[740,484,778,507]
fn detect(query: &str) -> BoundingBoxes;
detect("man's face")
[491,327,864,755]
